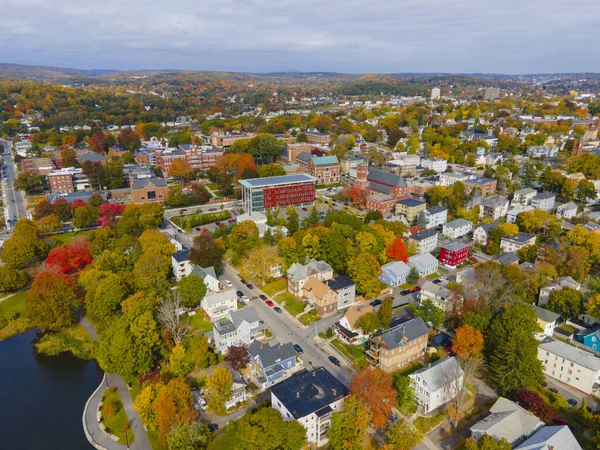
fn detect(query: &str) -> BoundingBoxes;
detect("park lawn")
[0,290,28,316]
[261,278,287,297]
[426,272,440,280]
[147,430,166,450]
[35,324,96,360]
[49,229,96,247]
[208,426,236,450]
[298,309,320,325]
[414,410,447,434]
[284,300,307,317]
[188,312,213,333]
[101,388,135,446]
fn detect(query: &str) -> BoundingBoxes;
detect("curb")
[82,373,111,450]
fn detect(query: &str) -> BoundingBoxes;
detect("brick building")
[439,240,470,268]
[179,144,224,171]
[365,193,396,215]
[357,167,410,208]
[305,129,331,146]
[47,168,88,193]
[21,157,57,175]
[155,148,187,174]
[130,177,169,204]
[239,174,317,213]
[464,177,497,196]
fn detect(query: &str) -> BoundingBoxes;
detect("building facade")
[439,240,470,267]
[442,219,472,239]
[240,174,317,214]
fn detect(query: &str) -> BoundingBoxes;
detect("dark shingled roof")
[248,340,296,368]
[326,275,354,291]
[271,367,349,419]
[367,168,407,187]
[172,249,190,263]
[378,317,428,351]
[132,177,167,190]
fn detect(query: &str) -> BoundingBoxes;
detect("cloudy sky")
[1,0,597,74]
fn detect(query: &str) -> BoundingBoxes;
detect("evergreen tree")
[286,206,299,235]
[417,211,427,230]
[303,206,320,229]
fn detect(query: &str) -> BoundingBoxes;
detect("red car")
[411,286,422,292]
[266,300,275,307]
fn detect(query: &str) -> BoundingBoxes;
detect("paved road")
[1,139,28,229]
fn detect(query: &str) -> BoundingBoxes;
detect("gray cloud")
[0,0,598,73]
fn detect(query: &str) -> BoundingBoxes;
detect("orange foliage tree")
[153,378,197,445]
[168,158,193,185]
[452,324,484,359]
[385,237,409,262]
[349,367,397,430]
[343,185,367,206]
[215,153,257,179]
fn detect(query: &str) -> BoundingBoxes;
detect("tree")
[419,299,445,328]
[577,179,597,203]
[459,310,492,333]
[286,206,299,235]
[393,375,416,414]
[168,158,193,185]
[97,203,126,228]
[347,253,382,299]
[407,266,420,284]
[383,420,423,450]
[167,421,212,450]
[586,293,600,319]
[487,304,544,395]
[561,178,577,201]
[385,237,408,262]
[88,192,105,208]
[157,297,193,346]
[169,344,193,378]
[177,275,207,308]
[204,366,233,414]
[239,246,283,285]
[14,172,43,193]
[547,288,583,319]
[133,253,171,296]
[515,389,555,422]
[520,161,538,188]
[452,325,484,359]
[26,271,76,332]
[61,147,78,167]
[139,229,176,258]
[36,214,61,233]
[81,161,106,189]
[459,435,511,450]
[186,335,216,369]
[190,231,224,272]
[364,210,383,223]
[378,297,393,329]
[225,345,250,372]
[1,220,47,268]
[357,312,381,333]
[33,199,55,220]
[258,163,286,178]
[303,206,320,229]
[247,133,281,164]
[0,265,28,292]
[45,237,93,275]
[73,204,100,228]
[425,185,449,206]
[232,221,260,260]
[350,367,396,430]
[233,405,306,450]
[328,395,370,450]
[105,161,125,189]
[86,274,129,328]
[154,378,197,446]
[53,198,74,221]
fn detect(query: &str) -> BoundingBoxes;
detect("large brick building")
[47,168,90,193]
[439,240,470,268]
[22,157,58,175]
[211,131,255,147]
[130,177,169,203]
[295,152,340,185]
[155,148,187,174]
[239,174,317,213]
[305,129,331,146]
[178,144,224,171]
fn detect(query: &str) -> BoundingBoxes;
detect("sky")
[1,0,598,74]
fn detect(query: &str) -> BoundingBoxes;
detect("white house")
[507,205,534,223]
[421,206,448,229]
[479,197,509,220]
[201,289,238,321]
[516,425,582,450]
[530,192,556,211]
[235,211,268,224]
[511,187,537,207]
[421,158,448,173]
[538,337,600,395]
[438,172,471,187]
[172,249,194,280]
[420,280,461,312]
[442,218,473,239]
[211,306,263,353]
[189,265,221,293]
[500,233,536,253]
[472,220,500,245]
[379,261,412,287]
[409,357,464,413]
[408,229,439,254]
[533,305,561,337]
[408,253,439,277]
[556,202,578,219]
[538,276,581,305]
[271,368,349,447]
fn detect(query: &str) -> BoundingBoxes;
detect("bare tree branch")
[157,297,194,345]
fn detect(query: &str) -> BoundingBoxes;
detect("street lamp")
[123,422,131,450]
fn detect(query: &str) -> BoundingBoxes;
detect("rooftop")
[239,173,317,188]
[502,233,536,244]
[539,337,600,371]
[441,240,470,252]
[368,168,407,187]
[444,218,472,229]
[248,340,296,368]
[377,317,428,351]
[410,357,464,392]
[410,228,438,241]
[326,275,354,292]
[515,425,582,450]
[397,197,426,207]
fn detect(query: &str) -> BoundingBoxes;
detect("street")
[1,139,28,230]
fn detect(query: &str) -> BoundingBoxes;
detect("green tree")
[0,265,28,292]
[25,271,76,332]
[104,161,124,189]
[177,275,207,308]
[328,395,370,450]
[487,304,544,395]
[169,344,193,378]
[232,220,260,260]
[14,172,43,193]
[561,178,577,201]
[303,206,320,229]
[190,232,224,272]
[419,299,445,328]
[546,288,583,319]
[577,179,597,203]
[393,375,416,414]
[347,253,382,299]
[357,312,381,333]
[186,335,216,369]
[383,419,423,450]
[286,206,299,235]
[258,163,286,178]
[86,273,129,328]
[407,266,420,284]
[204,366,233,414]
[247,133,282,164]
[321,232,349,273]
[73,205,100,228]
[233,405,306,450]
[378,297,393,329]
[167,421,212,450]
[1,220,48,268]
[425,185,448,206]
[520,161,538,188]
[133,253,171,297]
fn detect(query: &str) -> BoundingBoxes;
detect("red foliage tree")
[516,389,555,422]
[385,237,409,262]
[97,203,127,228]
[71,199,87,212]
[224,345,250,372]
[342,185,367,206]
[350,367,397,430]
[87,133,108,154]
[45,237,93,275]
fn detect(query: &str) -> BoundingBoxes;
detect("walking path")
[81,317,151,450]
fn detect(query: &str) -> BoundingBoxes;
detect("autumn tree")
[347,252,382,298]
[239,246,283,285]
[258,163,286,178]
[154,378,197,446]
[73,204,100,228]
[225,345,250,372]
[177,275,207,308]
[383,419,423,450]
[515,389,555,422]
[168,158,193,185]
[26,271,76,332]
[33,199,55,220]
[167,421,212,450]
[0,265,28,292]
[385,237,409,262]
[36,214,61,233]
[452,324,484,359]
[350,367,396,430]
[215,153,257,179]
[190,231,224,272]
[1,220,48,268]
[328,395,370,450]
[133,252,171,296]
[231,220,259,262]
[204,366,233,414]
[357,312,381,333]
[97,203,126,228]
[586,293,600,319]
[45,237,93,275]
[547,288,583,319]
[286,206,299,235]
[378,297,393,329]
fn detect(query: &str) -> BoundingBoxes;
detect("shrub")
[102,399,120,417]
[516,389,555,422]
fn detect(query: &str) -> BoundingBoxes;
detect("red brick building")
[22,157,57,175]
[130,177,169,203]
[239,174,316,213]
[464,177,497,196]
[179,144,224,171]
[365,193,396,215]
[439,241,470,267]
[155,148,187,173]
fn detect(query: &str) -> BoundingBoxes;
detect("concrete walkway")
[81,317,151,450]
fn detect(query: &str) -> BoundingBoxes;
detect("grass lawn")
[298,309,320,325]
[261,278,287,297]
[188,312,213,333]
[331,339,369,369]
[414,410,447,434]
[392,361,424,378]
[560,324,577,334]
[274,292,295,304]
[147,430,165,450]
[208,425,237,450]
[49,229,95,247]
[284,300,307,317]
[101,388,135,446]
[0,290,28,316]
[207,183,219,190]
[35,324,96,360]
[426,272,440,280]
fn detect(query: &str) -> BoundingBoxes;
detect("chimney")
[296,392,300,398]
[402,326,406,334]
[332,388,337,396]
[278,343,281,349]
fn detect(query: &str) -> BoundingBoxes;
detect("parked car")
[195,227,201,231]
[246,283,254,289]
[266,300,275,307]
[241,296,249,303]
[209,208,217,211]
[328,356,341,366]
[224,280,233,288]
[438,276,447,281]
[240,278,247,284]
[229,218,237,223]
[549,387,558,394]
[568,399,578,408]
[470,257,479,263]
[432,279,442,284]
[412,286,422,292]
[236,290,244,297]
[215,221,221,226]
[400,289,410,295]
[259,294,267,301]
[208,424,219,432]
[294,344,304,354]
[274,307,283,313]
[199,398,208,410]
[370,299,382,307]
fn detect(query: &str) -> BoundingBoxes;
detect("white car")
[438,276,447,281]
[241,295,249,303]
[199,397,208,410]
[224,280,233,288]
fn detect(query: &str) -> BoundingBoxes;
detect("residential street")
[1,139,28,230]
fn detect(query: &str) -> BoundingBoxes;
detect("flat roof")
[239,173,317,188]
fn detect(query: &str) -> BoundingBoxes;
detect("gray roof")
[46,191,107,204]
[481,197,509,208]
[287,259,332,282]
[190,265,218,280]
[539,337,600,371]
[470,397,544,445]
[496,252,519,265]
[410,228,438,241]
[441,240,470,252]
[248,340,296,368]
[425,206,447,215]
[410,357,464,392]
[533,306,561,324]
[326,275,354,291]
[76,151,105,163]
[368,168,407,187]
[367,181,392,195]
[408,252,438,269]
[502,233,535,244]
[172,249,190,262]
[214,306,261,336]
[378,317,428,351]
[296,152,312,163]
[398,197,426,207]
[533,192,556,200]
[516,425,582,450]
[444,218,471,229]
[239,174,317,188]
[478,220,501,234]
[202,289,237,308]
[557,201,577,211]
[132,177,167,189]
[422,280,454,299]
[515,187,537,196]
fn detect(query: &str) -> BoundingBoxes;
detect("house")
[439,172,471,187]
[500,233,536,253]
[76,151,106,165]
[464,177,497,196]
[495,252,519,266]
[189,265,221,293]
[470,397,544,447]
[530,192,556,211]
[334,306,375,344]
[226,378,251,409]
[534,306,561,336]
[396,197,427,222]
[287,259,333,297]
[172,249,193,280]
[201,289,238,321]
[379,261,412,287]
[248,340,298,389]
[212,307,263,353]
[420,280,461,312]
[511,188,538,206]
[365,193,396,215]
[409,229,439,254]
[409,357,464,413]
[576,324,600,352]
[538,337,600,395]
[473,221,501,245]
[515,425,582,450]
[439,240,470,268]
[421,158,448,173]
[271,367,349,447]
[538,276,581,305]
[366,317,429,372]
[556,202,578,219]
[528,145,559,158]
[442,219,472,239]
[408,253,439,277]
[479,197,509,220]
[302,277,337,316]
[507,205,534,223]
[421,206,448,229]
[326,275,356,311]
